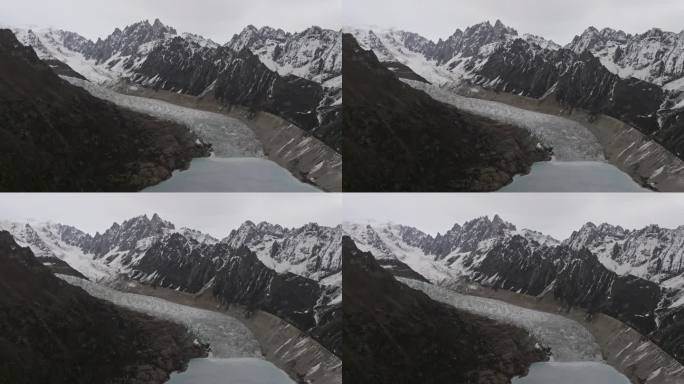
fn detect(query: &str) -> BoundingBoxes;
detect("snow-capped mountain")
[0,215,342,354]
[221,220,342,283]
[0,231,207,384]
[343,216,559,283]
[10,20,342,150]
[342,236,546,384]
[345,216,684,365]
[567,26,684,88]
[347,20,684,164]
[226,25,341,85]
[347,20,560,86]
[565,222,684,283]
[0,215,340,286]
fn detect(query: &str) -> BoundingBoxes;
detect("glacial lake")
[143,157,319,192]
[166,358,295,384]
[501,161,650,192]
[512,362,631,384]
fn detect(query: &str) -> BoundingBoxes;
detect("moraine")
[63,77,318,192]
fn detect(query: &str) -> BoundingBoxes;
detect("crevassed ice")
[59,275,261,358]
[400,278,603,361]
[63,77,264,158]
[406,80,605,161]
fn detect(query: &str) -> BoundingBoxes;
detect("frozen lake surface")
[167,358,294,384]
[501,161,649,192]
[400,279,603,361]
[512,362,631,384]
[142,157,319,192]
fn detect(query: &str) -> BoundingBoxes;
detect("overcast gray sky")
[0,193,342,237]
[343,0,684,44]
[1,0,341,42]
[344,193,684,240]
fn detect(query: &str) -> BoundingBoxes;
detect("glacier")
[406,80,605,161]
[59,275,261,358]
[63,77,263,158]
[400,278,603,361]
[63,77,320,192]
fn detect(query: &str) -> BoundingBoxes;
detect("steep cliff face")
[0,29,208,191]
[343,237,546,384]
[0,231,205,384]
[343,33,550,191]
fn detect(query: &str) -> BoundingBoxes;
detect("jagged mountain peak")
[462,214,517,232]
[465,19,518,38]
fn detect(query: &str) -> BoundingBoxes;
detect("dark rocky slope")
[133,238,342,356]
[0,231,206,384]
[131,35,340,151]
[343,236,545,384]
[342,34,550,191]
[0,29,208,191]
[470,236,682,364]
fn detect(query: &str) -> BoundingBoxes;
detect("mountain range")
[0,230,206,384]
[11,19,342,151]
[344,215,684,364]
[342,33,550,191]
[342,236,546,384]
[0,29,209,191]
[0,215,342,355]
[347,20,684,190]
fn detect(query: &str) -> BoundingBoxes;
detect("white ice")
[63,77,263,158]
[400,278,603,361]
[59,275,261,358]
[406,80,605,161]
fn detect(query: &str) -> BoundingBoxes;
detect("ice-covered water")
[59,275,261,358]
[142,157,319,192]
[512,362,631,384]
[400,279,603,361]
[406,81,605,161]
[166,358,295,384]
[501,161,650,192]
[63,77,263,158]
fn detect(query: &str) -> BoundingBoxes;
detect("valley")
[63,77,319,191]
[401,279,633,384]
[3,18,342,192]
[344,214,684,384]
[0,213,342,384]
[347,20,684,191]
[61,275,298,384]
